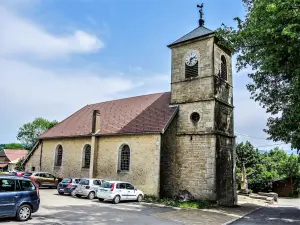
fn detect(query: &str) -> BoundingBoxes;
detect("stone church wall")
[96,134,161,197]
[176,101,215,134]
[216,135,236,206]
[29,137,92,178]
[171,36,215,105]
[214,43,233,106]
[160,116,178,197]
[25,144,42,172]
[161,116,217,200]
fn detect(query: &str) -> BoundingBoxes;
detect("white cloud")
[0,58,169,143]
[0,6,103,59]
[0,59,143,142]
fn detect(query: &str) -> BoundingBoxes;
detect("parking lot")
[0,189,181,225]
[0,188,277,225]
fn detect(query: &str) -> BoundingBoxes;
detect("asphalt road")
[0,189,182,225]
[230,199,300,225]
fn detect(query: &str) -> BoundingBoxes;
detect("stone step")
[249,194,274,204]
[258,192,278,202]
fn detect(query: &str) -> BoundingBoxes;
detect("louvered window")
[55,145,63,167]
[221,56,227,81]
[185,62,199,78]
[83,145,91,168]
[119,145,130,172]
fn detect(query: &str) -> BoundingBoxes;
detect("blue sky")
[0,0,293,151]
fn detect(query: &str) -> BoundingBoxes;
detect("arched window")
[119,145,130,172]
[55,145,63,167]
[82,144,91,168]
[221,55,227,81]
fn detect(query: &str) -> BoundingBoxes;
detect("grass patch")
[143,195,217,209]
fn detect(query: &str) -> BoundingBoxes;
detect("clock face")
[185,51,198,67]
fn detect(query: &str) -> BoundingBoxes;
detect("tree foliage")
[17,117,58,149]
[1,143,27,150]
[236,141,260,168]
[236,142,300,194]
[15,158,25,171]
[217,0,300,151]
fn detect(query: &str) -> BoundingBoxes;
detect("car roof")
[80,178,104,180]
[106,181,131,184]
[0,175,31,181]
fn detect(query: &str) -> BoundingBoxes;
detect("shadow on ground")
[230,206,300,225]
[0,200,180,225]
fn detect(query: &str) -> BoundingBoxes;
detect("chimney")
[92,110,101,134]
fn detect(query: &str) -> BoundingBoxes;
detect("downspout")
[89,110,101,178]
[39,141,43,171]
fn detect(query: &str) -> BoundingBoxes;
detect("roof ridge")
[89,91,170,106]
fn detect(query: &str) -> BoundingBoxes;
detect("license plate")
[60,189,64,191]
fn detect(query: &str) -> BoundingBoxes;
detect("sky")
[0,0,293,152]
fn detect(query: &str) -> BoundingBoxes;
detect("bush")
[248,179,273,193]
[143,195,216,209]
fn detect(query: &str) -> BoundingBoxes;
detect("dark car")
[0,176,40,221]
[57,178,81,196]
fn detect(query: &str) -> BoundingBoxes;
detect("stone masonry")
[161,34,236,205]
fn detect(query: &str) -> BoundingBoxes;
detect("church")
[23,5,236,206]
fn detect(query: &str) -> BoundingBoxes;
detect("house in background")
[0,149,28,171]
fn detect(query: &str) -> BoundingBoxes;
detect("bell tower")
[162,4,236,206]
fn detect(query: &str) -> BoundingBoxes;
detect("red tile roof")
[0,163,8,168]
[4,149,28,161]
[40,92,177,139]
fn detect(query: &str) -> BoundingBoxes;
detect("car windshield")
[61,178,72,183]
[79,179,89,185]
[74,179,81,184]
[102,182,113,188]
[24,173,32,176]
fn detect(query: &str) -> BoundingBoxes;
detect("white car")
[75,178,104,200]
[96,181,144,204]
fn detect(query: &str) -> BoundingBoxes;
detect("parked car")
[57,178,81,196]
[0,175,40,221]
[8,171,25,177]
[96,181,144,204]
[23,172,62,188]
[75,178,104,200]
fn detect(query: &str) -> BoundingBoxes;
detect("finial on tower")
[197,3,205,27]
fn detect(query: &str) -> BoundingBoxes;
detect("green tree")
[217,0,300,151]
[15,158,25,171]
[2,143,27,150]
[280,154,300,193]
[236,141,260,168]
[17,117,58,149]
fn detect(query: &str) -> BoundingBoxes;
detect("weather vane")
[197,3,205,27]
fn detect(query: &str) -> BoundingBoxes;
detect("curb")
[141,202,182,210]
[222,206,263,225]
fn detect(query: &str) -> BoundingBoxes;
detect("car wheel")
[58,192,64,195]
[137,194,143,202]
[88,191,95,200]
[76,194,81,198]
[70,189,76,197]
[113,195,120,204]
[98,198,104,202]
[16,204,32,221]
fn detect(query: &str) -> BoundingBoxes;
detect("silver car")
[75,178,104,200]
